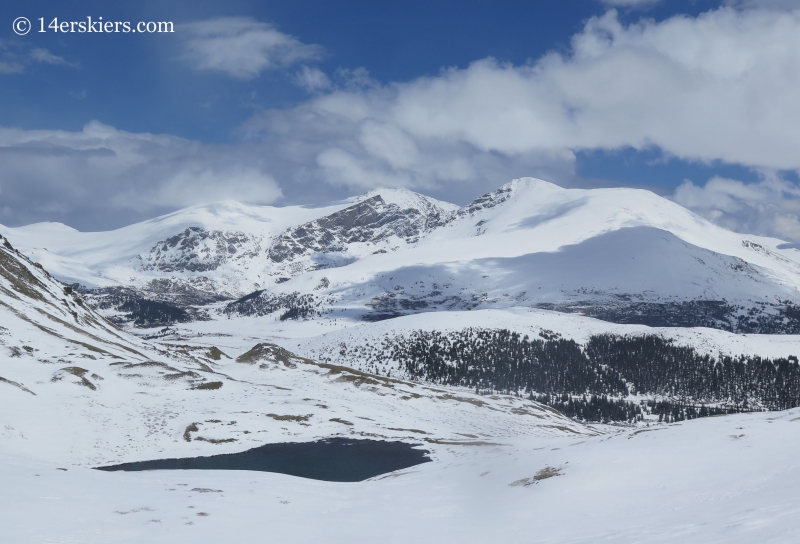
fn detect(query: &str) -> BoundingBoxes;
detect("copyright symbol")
[13,17,30,36]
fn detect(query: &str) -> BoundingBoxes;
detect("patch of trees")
[223,291,325,320]
[372,328,800,421]
[116,298,190,327]
[529,394,747,424]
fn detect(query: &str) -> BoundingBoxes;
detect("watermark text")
[13,17,175,36]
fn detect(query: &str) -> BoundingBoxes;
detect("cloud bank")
[257,7,800,173]
[0,122,281,229]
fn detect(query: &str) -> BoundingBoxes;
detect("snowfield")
[4,410,800,543]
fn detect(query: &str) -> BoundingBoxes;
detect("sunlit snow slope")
[5,178,800,331]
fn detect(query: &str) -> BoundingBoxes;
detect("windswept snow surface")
[6,297,800,541]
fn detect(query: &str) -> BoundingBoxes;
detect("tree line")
[359,328,800,421]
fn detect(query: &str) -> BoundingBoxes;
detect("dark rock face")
[267,195,453,265]
[366,290,481,320]
[458,184,515,217]
[139,227,260,273]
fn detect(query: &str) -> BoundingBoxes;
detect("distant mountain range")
[4,178,800,332]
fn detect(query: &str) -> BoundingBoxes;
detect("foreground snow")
[4,409,800,543]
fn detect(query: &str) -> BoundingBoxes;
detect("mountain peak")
[356,187,459,212]
[496,177,566,198]
[459,177,565,217]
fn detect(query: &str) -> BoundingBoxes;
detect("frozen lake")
[96,438,431,482]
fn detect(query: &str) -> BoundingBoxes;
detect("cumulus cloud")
[674,174,800,242]
[180,17,323,79]
[242,87,576,200]
[232,7,800,202]
[113,167,282,211]
[0,122,282,229]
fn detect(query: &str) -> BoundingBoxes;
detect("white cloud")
[180,17,323,79]
[0,121,282,229]
[294,66,331,92]
[674,174,800,242]
[242,87,576,199]
[239,6,800,199]
[334,67,379,90]
[114,167,282,211]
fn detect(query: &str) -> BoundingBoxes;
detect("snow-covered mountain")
[4,178,800,332]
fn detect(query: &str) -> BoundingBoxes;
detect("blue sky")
[2,1,719,141]
[2,0,800,240]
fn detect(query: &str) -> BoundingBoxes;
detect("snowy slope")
[212,180,796,331]
[280,308,800,371]
[0,200,351,292]
[6,178,800,332]
[0,189,457,296]
[0,232,166,370]
[4,409,800,543]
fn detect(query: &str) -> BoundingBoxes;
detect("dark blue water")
[96,438,431,482]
